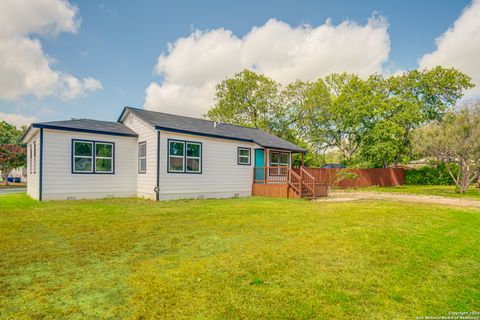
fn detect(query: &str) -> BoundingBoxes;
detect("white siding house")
[22,107,305,201]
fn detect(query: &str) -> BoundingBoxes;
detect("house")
[0,167,26,183]
[21,107,313,201]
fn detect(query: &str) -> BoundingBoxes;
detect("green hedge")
[405,162,457,185]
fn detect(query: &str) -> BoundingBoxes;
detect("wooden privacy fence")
[293,167,405,189]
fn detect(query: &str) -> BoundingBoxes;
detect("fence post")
[299,168,302,198]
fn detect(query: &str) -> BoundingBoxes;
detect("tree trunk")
[460,180,468,193]
[477,176,480,189]
[1,172,8,186]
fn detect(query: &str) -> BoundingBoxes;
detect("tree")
[379,67,474,166]
[413,102,480,193]
[206,69,283,135]
[206,67,474,169]
[0,144,27,185]
[0,121,27,145]
[295,73,376,165]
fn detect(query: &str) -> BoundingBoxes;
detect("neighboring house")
[22,107,305,201]
[0,167,27,183]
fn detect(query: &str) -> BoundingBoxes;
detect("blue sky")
[0,0,477,126]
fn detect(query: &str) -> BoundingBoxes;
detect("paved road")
[0,188,26,195]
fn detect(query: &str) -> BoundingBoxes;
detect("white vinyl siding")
[159,131,257,200]
[123,113,157,199]
[41,129,137,200]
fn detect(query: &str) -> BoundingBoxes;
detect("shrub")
[330,169,358,189]
[405,162,458,185]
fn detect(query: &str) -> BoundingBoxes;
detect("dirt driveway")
[318,191,480,209]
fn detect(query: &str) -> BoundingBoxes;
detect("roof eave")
[117,106,130,123]
[31,123,138,137]
[261,145,307,153]
[21,125,38,143]
[155,126,254,143]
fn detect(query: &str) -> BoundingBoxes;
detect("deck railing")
[287,168,302,195]
[300,167,316,195]
[253,166,289,183]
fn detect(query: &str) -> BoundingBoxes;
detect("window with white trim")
[269,151,289,175]
[168,140,202,173]
[186,142,201,173]
[168,140,185,172]
[29,144,32,174]
[237,147,251,165]
[72,140,114,174]
[95,143,113,173]
[138,141,146,173]
[73,141,93,173]
[33,140,36,174]
[270,151,289,167]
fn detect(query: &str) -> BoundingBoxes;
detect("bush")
[405,162,458,185]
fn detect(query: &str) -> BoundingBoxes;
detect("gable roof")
[23,119,138,142]
[119,107,306,152]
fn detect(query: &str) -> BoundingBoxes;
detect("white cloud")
[419,0,480,96]
[59,76,103,100]
[0,112,37,127]
[0,0,102,101]
[145,17,391,117]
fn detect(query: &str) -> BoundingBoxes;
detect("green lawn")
[355,185,480,200]
[1,194,479,319]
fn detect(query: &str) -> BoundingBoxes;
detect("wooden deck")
[252,166,328,199]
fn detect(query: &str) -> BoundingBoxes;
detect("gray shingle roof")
[31,119,138,137]
[120,107,305,152]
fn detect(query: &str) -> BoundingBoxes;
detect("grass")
[1,194,479,319]
[354,185,480,200]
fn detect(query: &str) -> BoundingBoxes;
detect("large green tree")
[413,102,480,193]
[290,73,377,165]
[206,69,282,134]
[296,67,474,167]
[206,67,474,168]
[367,66,475,167]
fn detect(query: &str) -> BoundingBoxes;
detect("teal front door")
[255,149,265,182]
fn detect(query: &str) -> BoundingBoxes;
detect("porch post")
[264,148,268,184]
[301,152,304,167]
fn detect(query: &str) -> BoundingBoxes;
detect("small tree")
[330,169,358,189]
[413,102,480,193]
[0,144,26,185]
